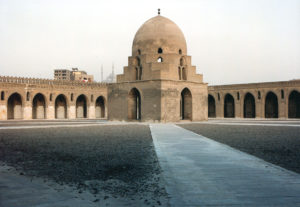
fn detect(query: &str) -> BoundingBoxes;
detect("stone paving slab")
[150,124,300,207]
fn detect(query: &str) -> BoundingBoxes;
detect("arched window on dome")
[179,49,182,55]
[182,67,187,80]
[157,57,163,63]
[180,57,186,66]
[139,66,143,80]
[158,48,163,54]
[135,67,139,80]
[135,57,141,66]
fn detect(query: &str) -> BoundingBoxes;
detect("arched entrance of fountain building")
[180,88,192,120]
[128,88,141,120]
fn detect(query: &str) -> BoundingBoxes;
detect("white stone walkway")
[150,124,300,207]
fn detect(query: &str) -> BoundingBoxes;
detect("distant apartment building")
[54,69,72,81]
[54,68,94,82]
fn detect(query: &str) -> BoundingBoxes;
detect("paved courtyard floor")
[151,123,300,207]
[1,119,300,207]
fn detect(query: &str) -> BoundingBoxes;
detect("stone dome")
[132,15,187,56]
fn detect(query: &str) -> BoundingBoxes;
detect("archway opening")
[288,90,300,118]
[244,93,255,118]
[96,96,105,118]
[7,93,22,119]
[32,93,46,119]
[55,94,67,119]
[128,88,141,120]
[265,92,278,118]
[180,88,192,120]
[224,94,235,118]
[76,95,87,118]
[208,95,216,118]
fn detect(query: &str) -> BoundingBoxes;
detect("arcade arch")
[32,93,46,119]
[7,93,23,119]
[128,88,141,120]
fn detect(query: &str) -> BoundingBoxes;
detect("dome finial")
[158,8,160,15]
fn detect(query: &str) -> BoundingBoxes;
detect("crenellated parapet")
[0,76,108,88]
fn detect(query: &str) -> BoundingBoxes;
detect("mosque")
[0,12,299,121]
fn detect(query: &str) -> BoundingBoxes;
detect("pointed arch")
[95,96,105,118]
[180,57,186,66]
[32,93,46,119]
[128,88,141,120]
[55,94,67,119]
[208,95,216,118]
[180,88,192,120]
[288,90,300,118]
[7,93,23,119]
[265,92,278,118]
[224,94,235,118]
[244,93,256,118]
[76,94,88,118]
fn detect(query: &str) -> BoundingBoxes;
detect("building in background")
[71,68,94,83]
[54,69,72,81]
[54,68,94,82]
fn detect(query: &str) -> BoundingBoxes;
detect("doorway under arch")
[265,92,278,118]
[32,93,46,119]
[76,95,88,118]
[208,95,216,118]
[288,90,300,118]
[55,94,67,119]
[180,88,192,120]
[7,93,23,119]
[128,88,141,120]
[224,94,235,118]
[244,93,256,118]
[95,96,105,118]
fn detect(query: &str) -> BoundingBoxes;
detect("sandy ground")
[0,124,168,206]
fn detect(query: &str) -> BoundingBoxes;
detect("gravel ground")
[179,123,300,174]
[0,124,168,206]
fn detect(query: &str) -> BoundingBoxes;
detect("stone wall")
[208,80,300,119]
[0,76,108,120]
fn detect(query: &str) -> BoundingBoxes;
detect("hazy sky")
[0,0,299,85]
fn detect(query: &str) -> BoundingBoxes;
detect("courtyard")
[1,119,300,206]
